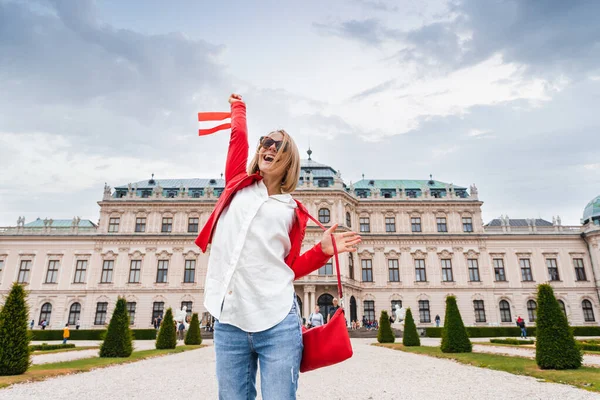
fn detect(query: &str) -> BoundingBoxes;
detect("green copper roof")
[583,195,600,222]
[24,218,96,228]
[353,179,465,190]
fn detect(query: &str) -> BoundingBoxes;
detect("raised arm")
[225,94,249,182]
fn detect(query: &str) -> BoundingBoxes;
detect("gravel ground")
[3,339,599,399]
[420,338,600,367]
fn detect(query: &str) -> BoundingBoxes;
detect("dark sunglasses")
[259,136,288,152]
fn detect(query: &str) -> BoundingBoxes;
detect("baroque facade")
[1,156,600,330]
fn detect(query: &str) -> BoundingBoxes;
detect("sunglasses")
[259,136,288,152]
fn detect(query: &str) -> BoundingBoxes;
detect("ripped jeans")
[214,301,303,400]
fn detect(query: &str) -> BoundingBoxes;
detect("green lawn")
[375,343,600,393]
[0,345,205,389]
[32,346,99,355]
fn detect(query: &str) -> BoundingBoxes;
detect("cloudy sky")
[1,0,599,226]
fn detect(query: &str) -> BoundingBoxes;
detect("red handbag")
[299,214,353,373]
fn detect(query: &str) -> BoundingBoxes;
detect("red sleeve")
[291,243,331,280]
[225,101,249,183]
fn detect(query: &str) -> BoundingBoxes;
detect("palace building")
[1,154,599,330]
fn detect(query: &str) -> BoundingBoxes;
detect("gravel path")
[420,338,600,367]
[3,339,599,399]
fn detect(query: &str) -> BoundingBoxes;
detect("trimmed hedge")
[578,343,600,352]
[440,296,472,353]
[490,339,535,345]
[536,284,582,369]
[100,297,133,358]
[402,308,420,347]
[377,310,395,343]
[30,343,75,352]
[425,327,537,338]
[0,283,31,375]
[184,313,202,345]
[156,308,177,349]
[30,329,157,341]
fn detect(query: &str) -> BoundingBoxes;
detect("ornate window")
[415,259,427,282]
[363,300,375,321]
[17,260,32,284]
[45,260,59,283]
[108,217,120,233]
[574,258,587,281]
[388,259,400,282]
[462,217,473,232]
[493,259,506,281]
[74,260,87,283]
[129,260,141,283]
[558,300,567,317]
[161,217,173,233]
[348,254,355,280]
[156,260,169,283]
[100,260,114,283]
[318,258,333,275]
[520,259,533,281]
[39,303,52,325]
[68,303,81,325]
[583,300,595,322]
[546,259,560,281]
[188,217,199,233]
[359,217,370,233]
[94,302,108,325]
[152,302,164,322]
[499,300,512,322]
[473,300,486,322]
[318,208,331,224]
[411,217,421,233]
[135,217,146,233]
[181,301,193,318]
[127,302,136,325]
[184,260,196,283]
[441,259,453,282]
[419,300,431,323]
[385,217,396,233]
[527,300,537,322]
[437,217,447,232]
[361,259,373,282]
[346,212,351,228]
[468,259,480,282]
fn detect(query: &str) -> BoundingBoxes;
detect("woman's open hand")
[320,224,361,256]
[228,93,243,104]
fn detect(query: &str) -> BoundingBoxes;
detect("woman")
[308,306,324,328]
[195,93,361,399]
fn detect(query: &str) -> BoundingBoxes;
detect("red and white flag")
[198,112,231,136]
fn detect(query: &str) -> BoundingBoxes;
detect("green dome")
[583,195,600,223]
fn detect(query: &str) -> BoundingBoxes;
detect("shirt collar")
[258,181,296,205]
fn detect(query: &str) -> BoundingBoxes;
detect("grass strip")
[32,346,99,355]
[375,343,600,393]
[0,345,205,389]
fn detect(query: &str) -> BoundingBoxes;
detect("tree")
[377,310,395,343]
[402,308,420,346]
[100,297,133,358]
[440,296,472,353]
[536,284,582,369]
[0,283,31,375]
[184,313,202,345]
[155,307,177,349]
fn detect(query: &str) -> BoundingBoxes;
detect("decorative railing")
[0,227,98,236]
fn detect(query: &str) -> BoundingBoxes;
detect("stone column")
[306,285,316,313]
[303,289,309,319]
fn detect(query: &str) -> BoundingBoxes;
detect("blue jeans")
[214,301,303,400]
[520,327,527,337]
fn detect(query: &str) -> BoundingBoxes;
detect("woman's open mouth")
[263,154,275,163]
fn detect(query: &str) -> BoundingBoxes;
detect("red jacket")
[195,101,330,279]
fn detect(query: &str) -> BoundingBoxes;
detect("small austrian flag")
[198,112,231,136]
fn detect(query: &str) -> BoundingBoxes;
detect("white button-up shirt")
[204,180,297,332]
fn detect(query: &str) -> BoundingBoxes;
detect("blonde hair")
[247,129,301,194]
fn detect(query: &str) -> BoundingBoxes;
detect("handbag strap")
[305,214,343,301]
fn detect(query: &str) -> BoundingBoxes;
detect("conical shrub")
[155,308,177,349]
[402,308,420,346]
[100,297,133,358]
[184,313,202,345]
[0,283,31,375]
[377,310,395,343]
[536,284,582,369]
[441,296,472,353]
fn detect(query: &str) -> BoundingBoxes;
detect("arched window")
[527,300,537,322]
[583,300,595,322]
[363,300,375,322]
[319,208,331,224]
[558,300,567,317]
[499,300,511,322]
[348,254,355,280]
[346,212,351,227]
[68,302,81,325]
[39,303,52,325]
